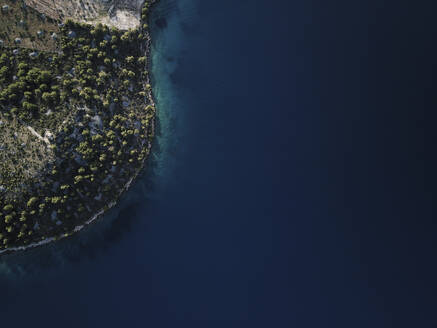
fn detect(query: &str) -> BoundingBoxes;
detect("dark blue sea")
[1,0,437,327]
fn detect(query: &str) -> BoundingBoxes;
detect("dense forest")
[0,0,156,251]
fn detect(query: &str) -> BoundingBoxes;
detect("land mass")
[0,0,157,253]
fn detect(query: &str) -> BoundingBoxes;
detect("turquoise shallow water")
[149,0,189,190]
[0,0,434,326]
[0,0,298,326]
[0,0,191,276]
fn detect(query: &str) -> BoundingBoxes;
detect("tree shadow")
[0,115,163,278]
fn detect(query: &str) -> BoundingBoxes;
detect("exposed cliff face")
[25,0,145,29]
[99,0,145,30]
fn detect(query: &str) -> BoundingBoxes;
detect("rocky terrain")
[25,0,145,29]
[0,0,156,252]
